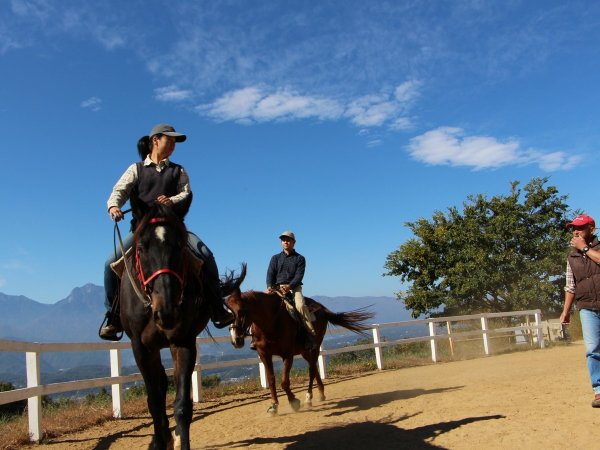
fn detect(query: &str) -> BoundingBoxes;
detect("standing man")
[267,231,316,338]
[560,214,600,408]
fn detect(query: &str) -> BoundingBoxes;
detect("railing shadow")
[213,414,505,449]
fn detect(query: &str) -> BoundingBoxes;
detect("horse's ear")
[235,263,247,289]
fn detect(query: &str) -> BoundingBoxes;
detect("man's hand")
[571,235,587,251]
[560,310,571,325]
[279,284,290,294]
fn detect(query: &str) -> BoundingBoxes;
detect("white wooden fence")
[0,309,543,442]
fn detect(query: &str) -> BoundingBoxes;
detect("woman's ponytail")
[137,135,151,160]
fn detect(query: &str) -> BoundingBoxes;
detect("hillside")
[0,285,412,387]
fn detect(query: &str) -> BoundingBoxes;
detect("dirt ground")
[26,342,599,449]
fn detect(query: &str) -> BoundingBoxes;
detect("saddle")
[273,289,320,323]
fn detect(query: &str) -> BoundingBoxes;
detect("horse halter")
[228,298,251,337]
[135,217,188,300]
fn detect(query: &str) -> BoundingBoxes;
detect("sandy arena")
[29,342,598,449]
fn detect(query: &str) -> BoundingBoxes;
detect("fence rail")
[0,309,544,442]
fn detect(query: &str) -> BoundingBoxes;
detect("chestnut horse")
[119,203,226,450]
[225,264,374,414]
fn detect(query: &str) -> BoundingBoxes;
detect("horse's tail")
[323,306,375,336]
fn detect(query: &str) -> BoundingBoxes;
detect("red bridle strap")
[134,216,188,292]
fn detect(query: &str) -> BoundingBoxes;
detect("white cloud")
[80,96,102,112]
[407,127,581,172]
[394,80,421,104]
[198,80,419,129]
[198,86,343,124]
[154,85,193,102]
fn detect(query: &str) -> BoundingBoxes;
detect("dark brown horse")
[119,203,220,450]
[225,264,374,414]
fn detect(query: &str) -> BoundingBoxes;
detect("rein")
[114,217,151,309]
[114,214,189,309]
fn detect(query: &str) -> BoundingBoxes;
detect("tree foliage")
[384,178,573,318]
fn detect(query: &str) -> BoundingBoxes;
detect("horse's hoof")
[305,392,313,408]
[290,398,301,412]
[267,403,278,415]
[319,393,326,402]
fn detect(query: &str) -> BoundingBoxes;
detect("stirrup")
[98,314,123,341]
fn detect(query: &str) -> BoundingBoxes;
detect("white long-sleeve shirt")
[107,156,191,211]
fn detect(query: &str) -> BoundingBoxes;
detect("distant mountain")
[312,295,413,324]
[0,284,106,343]
[0,284,414,387]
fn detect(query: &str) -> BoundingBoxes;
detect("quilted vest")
[568,237,600,310]
[129,161,192,229]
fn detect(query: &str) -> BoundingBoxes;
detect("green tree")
[384,178,573,318]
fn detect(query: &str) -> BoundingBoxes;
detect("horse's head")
[223,264,249,348]
[134,203,189,330]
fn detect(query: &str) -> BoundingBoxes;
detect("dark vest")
[568,237,600,310]
[129,161,192,229]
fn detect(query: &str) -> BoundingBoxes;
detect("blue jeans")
[579,309,600,394]
[103,231,219,312]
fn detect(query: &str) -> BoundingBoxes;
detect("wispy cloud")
[197,81,419,129]
[407,127,582,172]
[6,0,127,52]
[197,86,342,124]
[154,85,193,102]
[80,96,102,112]
[1,259,32,272]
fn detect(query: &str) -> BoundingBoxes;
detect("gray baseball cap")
[149,123,187,142]
[279,231,296,241]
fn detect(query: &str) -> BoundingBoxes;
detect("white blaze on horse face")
[155,226,167,242]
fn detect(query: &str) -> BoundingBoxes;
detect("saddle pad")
[109,247,133,278]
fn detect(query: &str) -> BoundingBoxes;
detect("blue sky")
[1,0,599,304]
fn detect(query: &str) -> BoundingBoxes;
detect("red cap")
[566,214,596,228]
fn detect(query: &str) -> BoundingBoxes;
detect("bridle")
[115,213,188,309]
[228,295,251,337]
[134,217,189,304]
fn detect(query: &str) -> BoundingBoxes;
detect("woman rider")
[99,123,233,340]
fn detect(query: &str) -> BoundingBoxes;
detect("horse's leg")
[305,351,316,407]
[259,354,279,414]
[132,341,172,450]
[170,344,196,450]
[281,355,300,412]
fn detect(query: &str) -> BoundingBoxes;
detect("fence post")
[25,351,41,442]
[480,315,490,355]
[109,348,122,418]
[373,325,384,370]
[192,340,201,402]
[259,361,267,388]
[447,321,455,357]
[429,321,437,362]
[534,310,545,349]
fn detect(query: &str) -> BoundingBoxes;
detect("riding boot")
[208,281,234,329]
[298,326,317,351]
[304,333,317,351]
[99,311,123,341]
